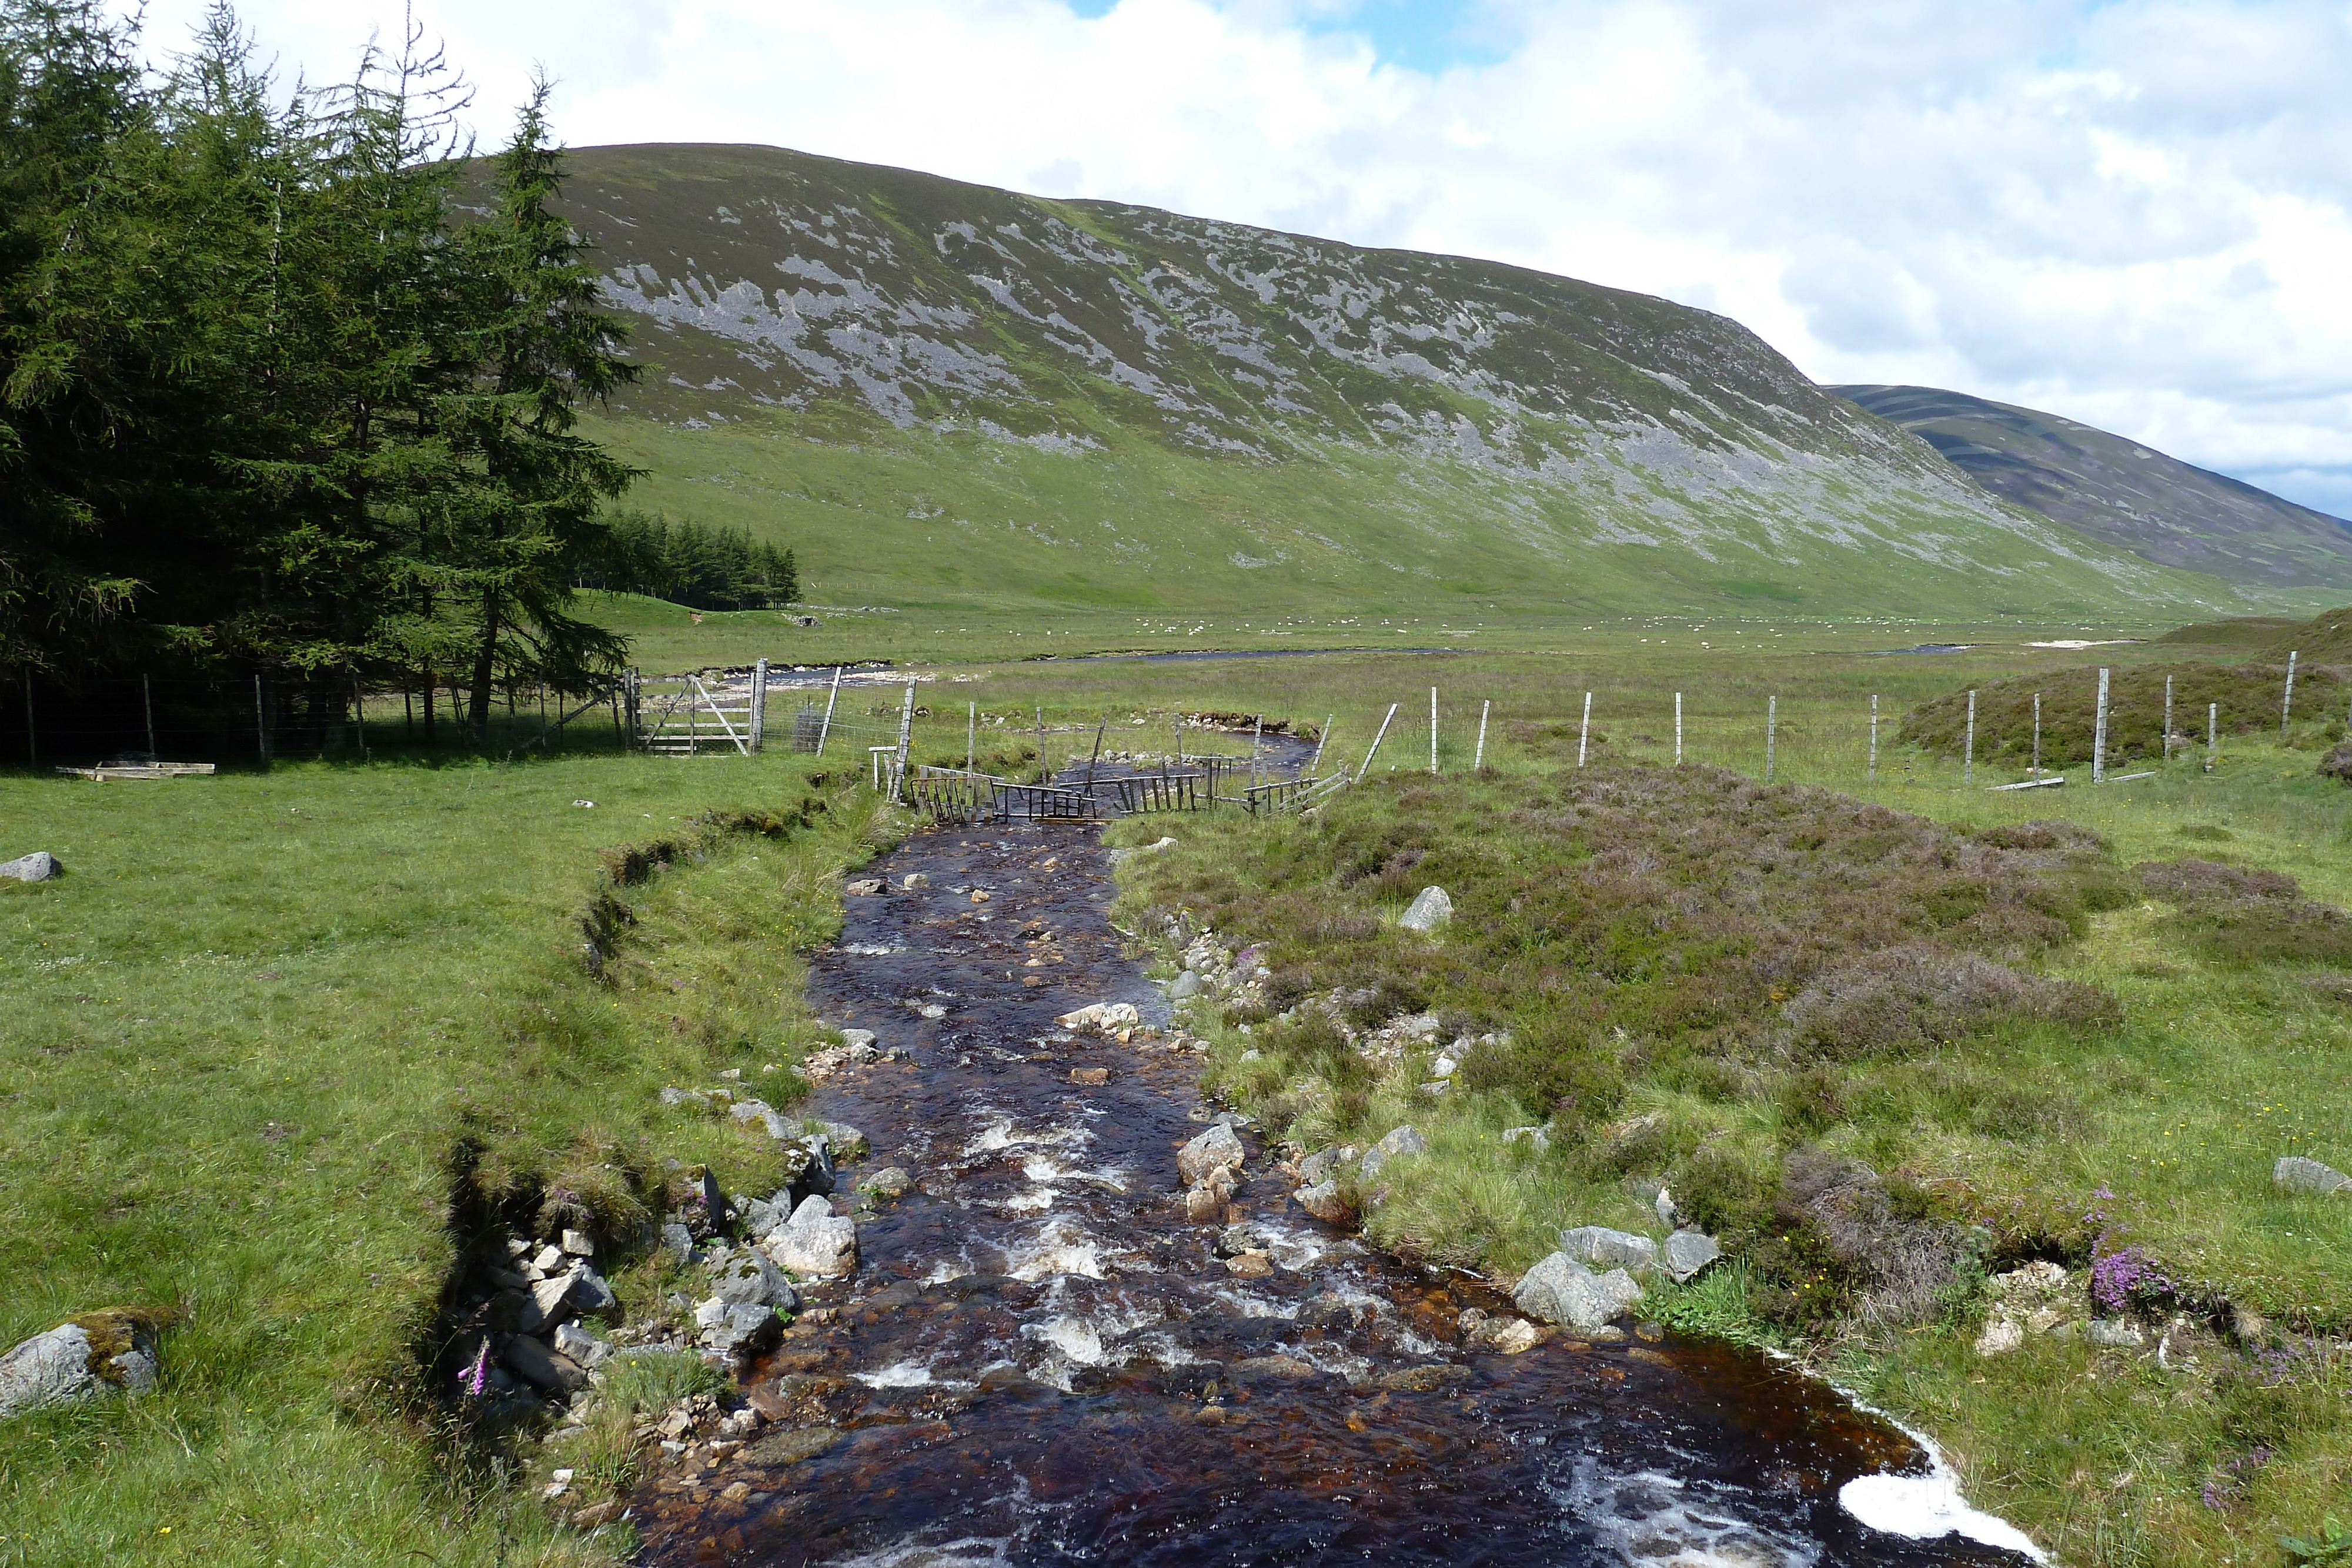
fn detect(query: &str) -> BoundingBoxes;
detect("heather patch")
[1902,661,2347,769]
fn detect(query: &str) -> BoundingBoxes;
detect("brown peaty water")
[630,751,2032,1567]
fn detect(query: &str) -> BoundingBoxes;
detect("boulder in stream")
[1295,1180,1351,1223]
[765,1196,858,1278]
[1514,1253,1643,1332]
[1178,1122,1245,1185]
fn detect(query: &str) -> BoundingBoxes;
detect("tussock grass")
[0,753,884,1564]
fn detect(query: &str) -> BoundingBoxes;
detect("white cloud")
[126,0,2352,516]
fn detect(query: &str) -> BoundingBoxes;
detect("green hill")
[554,143,2246,622]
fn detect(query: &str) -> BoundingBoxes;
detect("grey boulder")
[729,1098,796,1141]
[502,1333,589,1394]
[0,851,57,884]
[1170,970,1202,1000]
[1399,886,1453,932]
[550,1322,610,1368]
[1514,1253,1643,1333]
[2086,1318,2147,1349]
[1297,1147,1338,1186]
[2274,1155,2351,1195]
[1178,1123,1245,1186]
[817,1122,871,1162]
[1,1316,159,1418]
[1559,1225,1657,1273]
[1663,1229,1722,1284]
[764,1195,858,1278]
[1359,1125,1428,1183]
[708,1246,798,1310]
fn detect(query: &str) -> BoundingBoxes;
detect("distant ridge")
[540,143,2238,618]
[1833,384,2352,591]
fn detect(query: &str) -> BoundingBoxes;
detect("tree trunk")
[468,591,500,744]
[422,673,436,743]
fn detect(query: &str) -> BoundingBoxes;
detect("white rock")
[1501,1125,1551,1154]
[1056,1001,1142,1035]
[1170,971,1202,1000]
[840,1029,878,1051]
[561,1229,595,1256]
[1973,1316,2024,1356]
[0,1325,99,1417]
[1399,886,1453,932]
[1,851,58,883]
[764,1195,858,1278]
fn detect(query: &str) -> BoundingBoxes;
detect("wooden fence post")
[1429,688,1438,774]
[1965,690,1976,786]
[816,666,843,757]
[1868,693,1878,781]
[2093,668,2110,783]
[1473,701,1490,771]
[1765,696,1776,783]
[2164,674,2174,757]
[1674,692,1683,766]
[750,658,769,754]
[1036,704,1049,784]
[1358,703,1398,782]
[1578,692,1592,767]
[142,674,156,757]
[2207,702,2218,772]
[1253,713,1265,788]
[2032,692,2042,776]
[1311,714,1334,776]
[891,679,916,800]
[2283,650,2298,735]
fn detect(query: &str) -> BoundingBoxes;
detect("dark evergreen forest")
[0,1,719,750]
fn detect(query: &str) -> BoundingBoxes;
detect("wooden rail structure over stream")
[908,762,1336,825]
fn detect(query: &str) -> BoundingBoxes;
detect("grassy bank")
[1104,669,2352,1566]
[0,751,883,1565]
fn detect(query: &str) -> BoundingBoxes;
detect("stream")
[631,750,2039,1567]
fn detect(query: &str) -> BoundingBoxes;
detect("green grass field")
[0,750,887,1566]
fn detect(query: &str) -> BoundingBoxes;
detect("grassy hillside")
[540,143,2263,625]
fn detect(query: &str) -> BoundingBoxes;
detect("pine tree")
[437,79,637,738]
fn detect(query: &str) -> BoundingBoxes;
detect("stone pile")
[1510,1216,1723,1336]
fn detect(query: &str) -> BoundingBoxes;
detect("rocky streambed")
[626,763,2043,1567]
